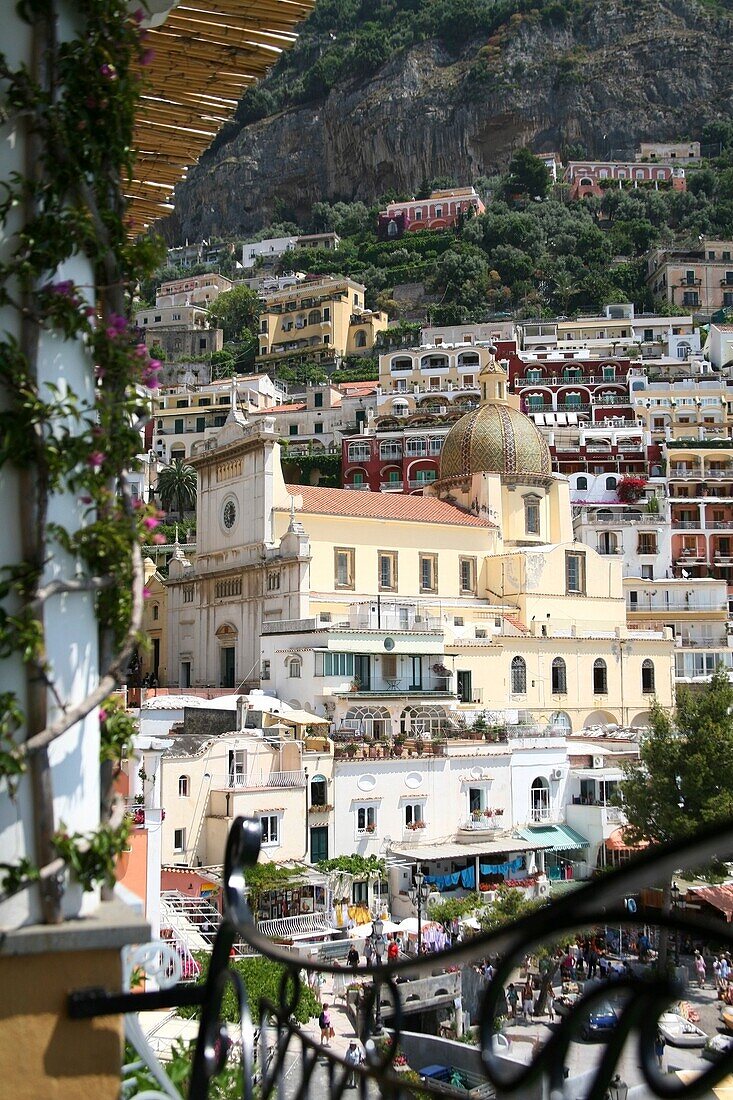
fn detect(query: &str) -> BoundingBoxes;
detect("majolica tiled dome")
[439,403,552,480]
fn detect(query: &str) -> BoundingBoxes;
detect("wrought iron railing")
[70,816,733,1100]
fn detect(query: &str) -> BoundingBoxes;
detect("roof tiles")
[284,484,493,527]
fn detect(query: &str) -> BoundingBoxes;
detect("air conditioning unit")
[551,768,563,781]
[593,754,604,769]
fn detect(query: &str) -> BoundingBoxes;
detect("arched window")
[310,773,327,807]
[605,476,617,490]
[593,658,608,694]
[354,330,367,348]
[152,603,159,621]
[530,777,550,822]
[308,309,321,325]
[524,494,541,535]
[178,775,189,797]
[288,656,302,679]
[642,659,655,694]
[549,711,572,733]
[511,656,527,694]
[576,476,588,490]
[551,658,567,695]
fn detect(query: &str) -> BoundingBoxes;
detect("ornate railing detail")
[70,816,733,1099]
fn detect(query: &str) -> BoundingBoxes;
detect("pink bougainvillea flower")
[99,63,117,80]
[143,516,160,530]
[87,451,104,470]
[143,587,151,599]
[99,708,108,722]
[152,533,166,544]
[148,359,161,370]
[132,7,145,23]
[140,48,155,66]
[134,343,148,358]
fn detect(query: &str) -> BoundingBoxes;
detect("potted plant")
[349,677,362,693]
[345,742,358,758]
[365,823,376,834]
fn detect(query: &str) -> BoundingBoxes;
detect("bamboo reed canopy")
[128,0,315,231]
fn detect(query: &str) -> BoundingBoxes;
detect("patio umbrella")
[462,917,481,930]
[398,917,419,933]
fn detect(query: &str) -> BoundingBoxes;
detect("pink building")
[377,187,485,239]
[565,162,686,200]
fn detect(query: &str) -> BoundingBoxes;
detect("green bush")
[180,953,320,1025]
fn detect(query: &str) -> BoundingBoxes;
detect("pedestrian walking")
[319,1004,332,1046]
[547,988,556,1023]
[332,960,347,1001]
[654,1031,666,1070]
[506,983,519,1020]
[387,937,399,962]
[522,979,534,1024]
[694,950,706,988]
[347,945,360,970]
[364,937,374,967]
[345,1041,363,1087]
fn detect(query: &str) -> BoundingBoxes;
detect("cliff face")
[167,0,733,241]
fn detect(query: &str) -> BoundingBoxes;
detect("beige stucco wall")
[0,946,123,1100]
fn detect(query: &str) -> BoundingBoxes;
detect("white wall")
[0,9,101,930]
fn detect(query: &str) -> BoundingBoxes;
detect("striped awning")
[518,824,589,852]
[128,0,315,230]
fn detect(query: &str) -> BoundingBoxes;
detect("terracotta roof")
[688,884,733,921]
[338,381,378,394]
[253,402,306,414]
[283,484,494,527]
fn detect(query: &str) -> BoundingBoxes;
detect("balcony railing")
[669,466,702,477]
[214,770,307,790]
[380,481,403,492]
[671,519,703,529]
[409,479,436,490]
[529,806,556,823]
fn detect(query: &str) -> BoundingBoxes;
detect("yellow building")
[165,356,674,735]
[256,276,387,368]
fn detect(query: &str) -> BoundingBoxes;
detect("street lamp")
[607,1074,628,1100]
[408,869,431,956]
[671,880,681,967]
[369,917,386,1035]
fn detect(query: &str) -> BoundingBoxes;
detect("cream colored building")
[164,354,674,735]
[256,276,387,368]
[137,696,334,867]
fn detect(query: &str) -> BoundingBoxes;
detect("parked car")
[580,1003,618,1041]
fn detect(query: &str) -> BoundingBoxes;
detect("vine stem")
[19,537,145,759]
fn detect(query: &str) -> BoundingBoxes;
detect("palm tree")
[156,459,197,519]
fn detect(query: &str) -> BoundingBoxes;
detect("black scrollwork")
[69,815,733,1099]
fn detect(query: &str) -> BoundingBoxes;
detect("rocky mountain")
[165,0,733,242]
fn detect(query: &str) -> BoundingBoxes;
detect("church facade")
[163,356,674,736]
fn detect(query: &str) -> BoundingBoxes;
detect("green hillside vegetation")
[204,0,590,161]
[151,135,733,383]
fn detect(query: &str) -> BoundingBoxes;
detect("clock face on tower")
[222,499,237,530]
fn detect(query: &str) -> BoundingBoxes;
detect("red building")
[565,161,686,200]
[377,187,485,240]
[508,352,636,426]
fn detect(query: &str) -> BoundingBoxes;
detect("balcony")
[409,479,436,490]
[529,806,559,824]
[345,482,370,491]
[706,469,733,479]
[337,677,454,697]
[671,519,703,529]
[379,447,403,460]
[213,770,307,790]
[708,520,733,529]
[380,481,403,492]
[669,466,702,478]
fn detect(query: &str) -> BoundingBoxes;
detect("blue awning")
[518,824,589,852]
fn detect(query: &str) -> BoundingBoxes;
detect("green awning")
[518,824,589,852]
